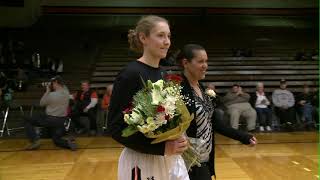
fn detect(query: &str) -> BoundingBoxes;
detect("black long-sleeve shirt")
[107,60,166,155]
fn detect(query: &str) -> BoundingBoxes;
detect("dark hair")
[232,84,240,87]
[128,15,169,53]
[81,80,90,85]
[50,75,64,85]
[176,44,205,66]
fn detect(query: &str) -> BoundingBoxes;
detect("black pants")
[25,113,70,149]
[274,106,296,124]
[72,108,97,131]
[189,163,213,180]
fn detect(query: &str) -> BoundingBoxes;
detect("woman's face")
[140,21,171,59]
[183,50,208,81]
[257,85,264,93]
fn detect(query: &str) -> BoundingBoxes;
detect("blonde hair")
[128,15,168,53]
[256,82,264,88]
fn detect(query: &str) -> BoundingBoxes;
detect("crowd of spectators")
[206,79,318,132]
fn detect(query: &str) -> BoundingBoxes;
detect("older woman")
[250,82,273,132]
[176,44,257,180]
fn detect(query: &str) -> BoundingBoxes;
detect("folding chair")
[0,105,25,137]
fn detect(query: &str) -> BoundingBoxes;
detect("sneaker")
[285,122,294,131]
[25,141,40,150]
[266,126,272,131]
[67,139,77,151]
[259,126,265,132]
[76,128,87,135]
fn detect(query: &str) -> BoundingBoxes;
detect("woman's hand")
[165,136,188,155]
[248,136,257,147]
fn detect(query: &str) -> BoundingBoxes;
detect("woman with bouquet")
[177,44,257,180]
[108,15,189,180]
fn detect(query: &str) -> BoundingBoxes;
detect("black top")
[249,92,272,108]
[180,75,253,177]
[296,92,317,106]
[107,60,166,155]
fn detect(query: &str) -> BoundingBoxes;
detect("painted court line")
[303,168,311,172]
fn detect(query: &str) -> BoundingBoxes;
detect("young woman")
[108,15,189,180]
[177,44,257,180]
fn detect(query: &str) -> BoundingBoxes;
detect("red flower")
[165,74,183,84]
[156,105,165,113]
[124,107,132,114]
[123,102,133,114]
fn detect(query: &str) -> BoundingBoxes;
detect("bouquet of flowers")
[122,74,201,170]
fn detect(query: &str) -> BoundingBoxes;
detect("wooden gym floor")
[0,132,317,180]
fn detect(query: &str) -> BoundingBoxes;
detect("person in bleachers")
[71,80,98,136]
[313,88,319,126]
[222,84,256,132]
[56,59,64,75]
[24,76,77,151]
[250,82,273,132]
[272,79,296,131]
[0,72,6,89]
[206,83,225,124]
[296,84,316,130]
[15,67,28,92]
[0,42,4,65]
[100,84,113,132]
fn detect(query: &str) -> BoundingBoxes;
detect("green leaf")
[122,125,139,137]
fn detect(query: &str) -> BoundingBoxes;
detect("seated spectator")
[24,76,77,151]
[71,80,98,136]
[0,72,7,88]
[0,88,2,106]
[32,52,41,69]
[296,84,316,130]
[0,81,14,107]
[313,89,319,126]
[101,84,113,130]
[272,79,296,130]
[56,59,64,75]
[15,67,28,92]
[250,82,273,132]
[206,83,225,124]
[222,84,256,131]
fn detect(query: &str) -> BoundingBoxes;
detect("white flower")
[124,114,130,123]
[164,103,175,115]
[153,80,164,90]
[156,113,166,122]
[131,111,142,124]
[165,87,175,95]
[206,89,216,97]
[146,117,154,124]
[151,89,164,105]
[137,125,149,134]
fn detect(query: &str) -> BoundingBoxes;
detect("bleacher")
[90,45,318,94]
